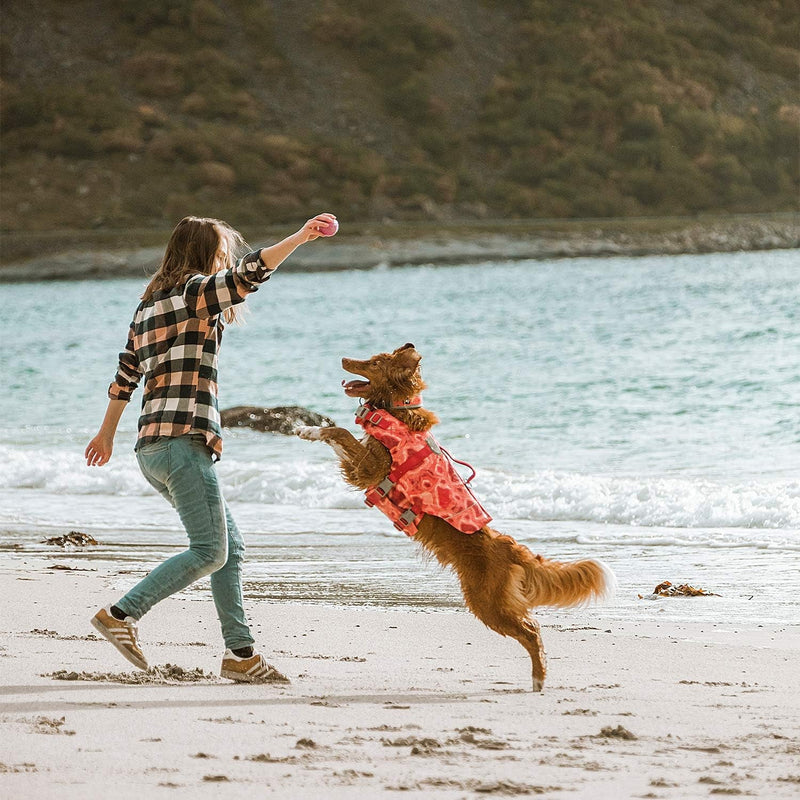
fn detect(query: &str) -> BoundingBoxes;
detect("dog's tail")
[511,555,616,611]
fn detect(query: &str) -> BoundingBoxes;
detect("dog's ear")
[393,344,421,371]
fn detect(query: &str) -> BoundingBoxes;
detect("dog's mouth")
[341,357,373,397]
[341,378,371,397]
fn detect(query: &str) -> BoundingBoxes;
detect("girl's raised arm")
[184,213,336,319]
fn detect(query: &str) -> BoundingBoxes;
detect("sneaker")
[220,650,290,684]
[91,606,148,671]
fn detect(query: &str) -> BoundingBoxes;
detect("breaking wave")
[2,445,798,531]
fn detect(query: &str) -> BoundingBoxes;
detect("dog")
[296,343,613,691]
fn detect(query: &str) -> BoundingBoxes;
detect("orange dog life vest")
[354,403,492,537]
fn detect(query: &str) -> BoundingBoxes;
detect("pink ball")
[319,219,339,237]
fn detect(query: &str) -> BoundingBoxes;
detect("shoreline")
[1,212,798,283]
[1,554,799,798]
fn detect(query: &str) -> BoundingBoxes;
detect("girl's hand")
[258,214,339,270]
[85,433,114,467]
[297,213,337,243]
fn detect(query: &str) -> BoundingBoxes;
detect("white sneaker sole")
[91,616,148,671]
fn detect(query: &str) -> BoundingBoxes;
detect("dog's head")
[341,343,424,405]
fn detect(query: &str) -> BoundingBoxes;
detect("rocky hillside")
[2,0,798,232]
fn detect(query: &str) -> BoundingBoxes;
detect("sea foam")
[1,445,798,531]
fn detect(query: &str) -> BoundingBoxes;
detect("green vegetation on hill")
[1,0,797,232]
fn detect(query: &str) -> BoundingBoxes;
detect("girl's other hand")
[85,433,114,467]
[299,213,337,243]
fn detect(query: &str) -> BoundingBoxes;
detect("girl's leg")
[210,502,255,651]
[116,436,229,620]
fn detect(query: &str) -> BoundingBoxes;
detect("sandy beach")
[1,554,798,799]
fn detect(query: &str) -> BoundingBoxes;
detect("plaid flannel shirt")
[108,250,274,460]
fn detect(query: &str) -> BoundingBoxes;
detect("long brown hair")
[142,216,247,324]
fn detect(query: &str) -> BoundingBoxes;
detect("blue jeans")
[116,434,254,651]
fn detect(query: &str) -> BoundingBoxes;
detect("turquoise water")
[1,249,798,623]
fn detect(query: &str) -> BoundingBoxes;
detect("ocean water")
[1,249,798,626]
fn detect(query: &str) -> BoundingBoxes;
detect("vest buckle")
[374,477,395,497]
[425,435,441,455]
[396,508,418,528]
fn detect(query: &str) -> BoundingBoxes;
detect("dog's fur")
[296,343,613,691]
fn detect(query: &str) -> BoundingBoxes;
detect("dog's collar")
[356,396,423,418]
[391,395,423,410]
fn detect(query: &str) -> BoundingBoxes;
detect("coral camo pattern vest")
[354,403,492,538]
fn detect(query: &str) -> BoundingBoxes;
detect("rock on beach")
[219,405,335,435]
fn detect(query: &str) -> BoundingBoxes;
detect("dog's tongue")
[342,379,370,395]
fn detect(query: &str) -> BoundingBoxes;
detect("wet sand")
[1,555,798,799]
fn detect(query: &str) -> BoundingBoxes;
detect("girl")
[85,213,336,683]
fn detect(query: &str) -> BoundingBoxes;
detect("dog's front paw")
[295,425,323,441]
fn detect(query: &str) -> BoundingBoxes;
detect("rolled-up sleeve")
[183,250,275,319]
[107,321,142,401]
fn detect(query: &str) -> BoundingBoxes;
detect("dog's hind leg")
[471,605,547,692]
[478,614,547,692]
[511,619,547,692]
[466,542,547,692]
[416,521,550,692]
[466,608,547,692]
[497,562,547,691]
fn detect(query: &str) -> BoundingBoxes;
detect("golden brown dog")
[296,343,613,691]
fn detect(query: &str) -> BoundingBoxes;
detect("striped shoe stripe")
[220,652,289,683]
[92,614,148,669]
[109,632,138,647]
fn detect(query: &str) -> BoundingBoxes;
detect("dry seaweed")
[639,580,720,599]
[42,531,98,547]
